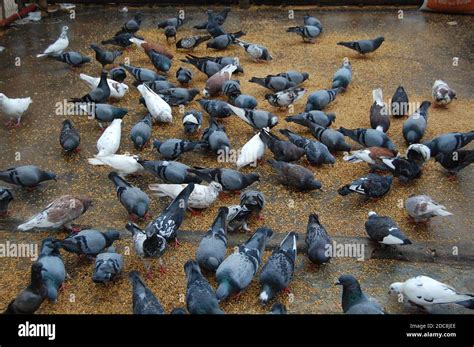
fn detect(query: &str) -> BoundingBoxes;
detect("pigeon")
[126,222,167,270]
[236,40,272,61]
[370,88,390,132]
[158,88,200,105]
[90,44,122,67]
[138,159,202,184]
[240,190,266,215]
[37,238,66,301]
[287,25,321,43]
[182,110,203,134]
[259,232,297,305]
[164,26,177,42]
[403,101,431,144]
[229,93,258,109]
[299,121,351,152]
[130,114,152,150]
[0,187,13,217]
[59,119,80,153]
[201,118,231,155]
[226,204,252,233]
[0,165,56,188]
[204,10,227,37]
[120,63,165,84]
[249,75,296,92]
[280,129,335,165]
[380,157,422,183]
[36,26,69,57]
[101,32,137,48]
[268,303,287,314]
[343,147,398,171]
[69,70,110,103]
[337,36,385,54]
[228,104,278,130]
[157,15,184,29]
[203,64,238,97]
[216,227,273,301]
[389,276,474,312]
[391,86,409,118]
[4,262,47,314]
[206,31,246,50]
[268,159,322,191]
[137,84,172,123]
[82,103,128,128]
[128,271,165,314]
[423,131,474,157]
[118,12,143,34]
[405,194,452,223]
[109,67,126,83]
[153,138,205,160]
[79,73,129,100]
[196,207,228,272]
[365,211,411,245]
[339,127,396,151]
[92,246,124,283]
[197,55,243,73]
[189,167,260,192]
[129,37,174,59]
[305,88,342,111]
[149,182,222,209]
[277,71,309,85]
[194,7,231,29]
[222,80,241,99]
[181,54,223,77]
[176,67,193,85]
[88,154,144,177]
[259,129,306,162]
[266,87,306,108]
[147,49,172,73]
[285,110,336,128]
[54,229,120,257]
[0,93,32,127]
[144,80,176,94]
[305,213,332,264]
[435,150,474,177]
[184,260,224,314]
[406,143,431,164]
[198,99,232,118]
[336,275,385,314]
[97,118,122,156]
[432,80,456,106]
[108,172,150,220]
[50,51,91,67]
[304,15,322,29]
[236,132,266,168]
[338,173,393,198]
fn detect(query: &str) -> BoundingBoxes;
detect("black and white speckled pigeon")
[0,186,13,217]
[370,88,390,133]
[332,60,352,90]
[50,51,91,67]
[403,101,431,144]
[391,86,409,118]
[259,232,297,305]
[181,54,223,77]
[92,246,124,283]
[60,119,80,153]
[190,167,259,192]
[177,35,212,50]
[130,114,152,150]
[432,80,456,106]
[153,138,206,160]
[287,25,321,43]
[236,40,272,61]
[69,70,110,103]
[228,104,279,130]
[336,274,385,314]
[423,131,474,157]
[90,44,122,67]
[405,194,452,223]
[249,75,296,92]
[108,171,150,219]
[339,127,396,151]
[260,129,306,162]
[37,238,66,301]
[0,165,56,188]
[285,110,336,128]
[216,227,273,301]
[207,31,246,50]
[138,159,202,184]
[120,63,165,84]
[338,173,392,198]
[365,211,411,245]
[176,67,193,85]
[182,110,203,134]
[380,157,422,183]
[198,99,232,118]
[226,204,252,233]
[266,87,306,108]
[268,159,322,191]
[128,271,165,314]
[305,213,332,264]
[280,129,335,165]
[54,229,120,257]
[157,88,200,106]
[337,37,385,54]
[300,121,351,152]
[305,87,342,111]
[435,150,474,177]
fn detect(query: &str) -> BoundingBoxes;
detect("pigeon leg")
[129,214,139,222]
[144,212,152,220]
[282,287,292,294]
[447,173,458,181]
[59,282,67,293]
[73,147,81,153]
[230,291,243,300]
[173,238,181,248]
[144,259,153,279]
[232,190,241,195]
[257,213,265,221]
[0,210,9,217]
[189,208,201,216]
[25,185,40,192]
[68,224,82,233]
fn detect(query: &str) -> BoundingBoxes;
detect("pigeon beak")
[334,281,341,286]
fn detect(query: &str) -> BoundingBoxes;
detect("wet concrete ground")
[0,5,473,314]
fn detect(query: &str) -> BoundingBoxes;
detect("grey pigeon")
[259,129,306,162]
[229,93,258,109]
[59,119,80,153]
[198,99,232,118]
[216,227,273,301]
[338,173,392,198]
[120,63,165,84]
[144,80,176,94]
[37,238,66,301]
[285,110,336,128]
[157,15,184,29]
[228,104,278,130]
[287,25,321,43]
[280,129,335,165]
[0,165,56,188]
[189,167,259,191]
[157,88,200,105]
[108,171,150,219]
[128,271,165,314]
[305,214,332,264]
[182,110,203,134]
[185,260,224,314]
[176,67,193,85]
[198,55,243,73]
[90,44,122,66]
[305,88,342,111]
[259,232,297,305]
[268,303,287,314]
[391,86,409,118]
[405,194,452,223]
[380,157,422,183]
[204,10,227,37]
[126,222,166,264]
[130,114,152,150]
[222,80,241,98]
[176,35,211,50]
[423,131,474,157]
[69,70,110,103]
[196,207,228,271]
[403,101,431,144]
[110,67,127,83]
[365,211,411,245]
[299,121,351,152]
[181,54,222,77]
[138,159,202,184]
[339,127,396,151]
[92,246,124,283]
[277,70,309,85]
[54,229,120,257]
[0,186,13,216]
[147,50,172,73]
[164,25,177,42]
[332,60,352,90]
[435,150,474,177]
[336,274,385,314]
[118,12,143,34]
[194,7,231,29]
[101,32,138,48]
[153,138,205,160]
[51,51,91,67]
[337,37,385,54]
[370,88,390,132]
[207,31,245,50]
[249,75,295,92]
[86,103,128,128]
[268,159,322,191]
[304,15,322,30]
[240,190,265,215]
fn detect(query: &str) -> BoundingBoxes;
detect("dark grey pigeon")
[268,303,287,314]
[198,99,232,118]
[297,121,351,152]
[285,110,336,128]
[204,10,226,37]
[391,86,409,118]
[196,207,228,271]
[128,271,165,314]
[69,70,110,103]
[259,129,306,162]
[423,131,474,157]
[369,88,390,133]
[164,25,177,42]
[182,110,203,134]
[339,127,396,151]
[201,118,231,154]
[287,25,321,43]
[228,104,278,130]
[130,114,152,150]
[92,246,124,283]
[0,165,56,188]
[332,60,352,90]
[194,7,231,29]
[216,227,273,301]
[403,101,431,144]
[185,260,224,314]
[435,150,474,176]
[59,119,80,153]
[4,262,47,314]
[37,238,66,301]
[157,88,200,105]
[229,93,257,109]
[338,173,392,198]
[51,51,91,67]
[54,229,120,257]
[153,138,206,160]
[120,63,165,84]
[138,159,202,184]
[259,232,297,305]
[198,55,243,73]
[249,75,296,92]
[143,80,176,94]
[380,157,422,183]
[0,186,13,216]
[90,44,122,67]
[176,67,193,85]
[86,103,128,128]
[268,159,322,191]
[118,12,143,34]
[277,70,309,85]
[240,190,265,215]
[305,214,332,265]
[110,67,127,83]
[337,37,385,54]
[206,31,245,50]
[365,211,411,245]
[336,274,385,314]
[181,54,222,77]
[108,171,150,219]
[157,15,184,29]
[101,32,138,48]
[305,88,342,111]
[147,50,172,73]
[189,167,259,192]
[280,129,335,165]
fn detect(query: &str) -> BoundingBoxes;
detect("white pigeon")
[149,182,222,209]
[37,26,69,58]
[79,73,129,99]
[96,118,122,156]
[389,276,474,312]
[404,194,452,223]
[137,84,172,123]
[88,154,143,177]
[129,37,146,50]
[0,93,32,126]
[236,131,266,169]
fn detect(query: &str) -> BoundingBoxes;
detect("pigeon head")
[308,213,320,225]
[62,119,72,128]
[104,230,121,245]
[259,284,275,305]
[307,178,322,190]
[79,197,93,211]
[184,259,202,284]
[368,211,378,218]
[407,143,431,162]
[209,181,223,193]
[335,274,359,287]
[92,270,112,284]
[389,282,403,294]
[43,171,57,182]
[152,139,162,150]
[189,88,200,99]
[269,303,287,314]
[216,279,233,301]
[40,237,60,256]
[135,201,148,218]
[269,116,279,128]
